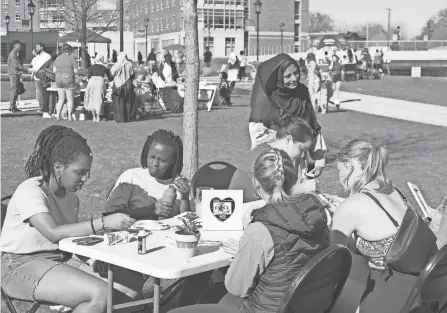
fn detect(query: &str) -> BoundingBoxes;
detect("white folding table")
[59,220,242,313]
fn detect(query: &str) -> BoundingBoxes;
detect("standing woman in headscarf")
[111,52,136,123]
[227,51,240,94]
[249,53,327,177]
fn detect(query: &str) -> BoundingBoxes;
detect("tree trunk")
[81,18,87,69]
[182,0,199,180]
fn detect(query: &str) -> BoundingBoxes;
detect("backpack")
[363,188,438,275]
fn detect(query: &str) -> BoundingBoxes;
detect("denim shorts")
[1,251,71,301]
[55,72,76,90]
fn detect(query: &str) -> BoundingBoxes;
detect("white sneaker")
[42,112,52,119]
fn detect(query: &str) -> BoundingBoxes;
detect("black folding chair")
[190,161,237,199]
[400,244,447,313]
[1,195,43,313]
[277,244,352,313]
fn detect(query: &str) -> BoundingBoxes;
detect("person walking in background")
[112,50,118,63]
[227,51,239,94]
[7,42,25,113]
[137,51,143,65]
[329,54,342,110]
[238,51,247,82]
[158,54,179,84]
[111,52,137,123]
[29,43,52,118]
[53,44,79,121]
[203,47,212,68]
[147,48,157,67]
[306,53,322,113]
[85,55,113,122]
[218,71,231,106]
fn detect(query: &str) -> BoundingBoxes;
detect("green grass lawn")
[1,87,447,312]
[341,76,447,106]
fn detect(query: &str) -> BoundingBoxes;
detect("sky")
[309,0,446,38]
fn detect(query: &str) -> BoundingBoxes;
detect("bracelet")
[90,218,97,235]
[101,215,105,231]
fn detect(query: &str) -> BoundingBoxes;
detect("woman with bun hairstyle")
[230,115,318,205]
[168,148,330,313]
[0,125,144,313]
[249,54,326,178]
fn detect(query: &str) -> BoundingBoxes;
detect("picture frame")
[200,190,244,231]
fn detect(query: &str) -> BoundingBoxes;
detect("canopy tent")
[60,29,112,44]
[312,35,347,50]
[163,44,185,51]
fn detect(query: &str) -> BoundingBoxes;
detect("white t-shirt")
[0,177,79,254]
[30,51,51,81]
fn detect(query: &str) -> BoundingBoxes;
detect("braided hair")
[253,148,298,204]
[140,129,183,179]
[25,125,92,182]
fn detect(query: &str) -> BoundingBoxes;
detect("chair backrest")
[1,195,13,234]
[400,243,447,313]
[277,244,352,313]
[190,161,237,198]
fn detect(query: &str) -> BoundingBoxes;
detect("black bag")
[363,188,438,275]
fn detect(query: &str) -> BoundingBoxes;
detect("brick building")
[2,0,40,32]
[124,0,310,59]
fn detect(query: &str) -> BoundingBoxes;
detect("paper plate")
[129,220,171,231]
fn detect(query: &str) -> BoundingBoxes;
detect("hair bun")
[273,114,291,127]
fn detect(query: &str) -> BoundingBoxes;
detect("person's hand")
[155,200,173,219]
[174,176,190,199]
[307,166,325,178]
[103,213,135,231]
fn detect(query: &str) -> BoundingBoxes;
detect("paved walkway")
[2,83,447,127]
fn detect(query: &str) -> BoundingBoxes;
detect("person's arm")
[307,133,327,177]
[88,66,93,79]
[72,56,79,75]
[105,67,113,81]
[330,195,362,251]
[225,222,274,297]
[158,62,166,81]
[16,185,135,243]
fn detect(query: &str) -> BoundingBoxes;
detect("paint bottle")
[137,230,147,255]
[161,185,177,207]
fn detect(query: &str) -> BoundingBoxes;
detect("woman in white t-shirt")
[104,129,191,219]
[0,126,141,312]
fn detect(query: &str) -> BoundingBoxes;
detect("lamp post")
[254,0,262,62]
[120,0,124,51]
[144,17,149,59]
[28,0,36,51]
[5,14,10,54]
[279,22,285,53]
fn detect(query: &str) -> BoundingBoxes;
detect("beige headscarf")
[111,52,134,88]
[95,54,105,64]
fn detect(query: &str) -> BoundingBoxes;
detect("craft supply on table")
[104,231,136,245]
[138,230,148,255]
[129,220,171,231]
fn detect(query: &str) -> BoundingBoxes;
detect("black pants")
[238,66,246,80]
[228,81,236,94]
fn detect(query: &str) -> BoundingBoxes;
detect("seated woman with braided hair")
[169,148,330,313]
[0,125,144,313]
[105,129,191,219]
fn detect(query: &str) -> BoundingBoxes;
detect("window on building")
[171,0,175,6]
[294,23,300,41]
[156,18,159,31]
[294,1,300,20]
[3,0,8,8]
[14,0,19,6]
[294,45,299,53]
[151,0,154,12]
[15,12,20,21]
[160,0,163,9]
[166,0,169,8]
[204,37,214,52]
[151,21,154,32]
[156,0,159,11]
[225,37,235,55]
[172,14,175,29]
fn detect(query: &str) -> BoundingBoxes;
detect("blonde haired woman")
[169,148,329,313]
[331,139,439,313]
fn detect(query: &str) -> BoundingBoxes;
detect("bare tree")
[420,8,447,38]
[309,12,335,33]
[182,0,199,179]
[61,0,117,68]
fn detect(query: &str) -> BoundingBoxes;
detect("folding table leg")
[153,278,160,313]
[107,264,114,313]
